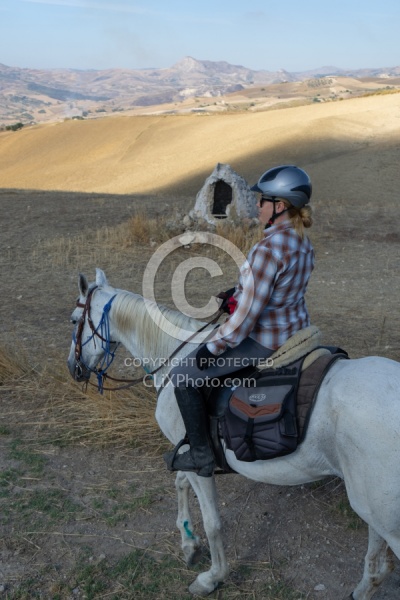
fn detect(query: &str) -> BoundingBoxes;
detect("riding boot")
[163,386,215,477]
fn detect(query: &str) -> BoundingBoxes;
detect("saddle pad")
[297,352,347,441]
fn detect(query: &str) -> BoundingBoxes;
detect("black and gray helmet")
[251,165,312,208]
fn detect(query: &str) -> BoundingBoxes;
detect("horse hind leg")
[350,525,394,600]
[175,471,202,566]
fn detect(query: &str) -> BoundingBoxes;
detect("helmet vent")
[292,184,312,199]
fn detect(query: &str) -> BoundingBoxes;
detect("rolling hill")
[0,90,399,201]
[1,57,400,125]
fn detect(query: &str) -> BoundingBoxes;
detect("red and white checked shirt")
[207,221,314,354]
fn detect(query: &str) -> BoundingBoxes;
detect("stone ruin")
[184,163,258,228]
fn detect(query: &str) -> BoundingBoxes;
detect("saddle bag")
[221,359,304,462]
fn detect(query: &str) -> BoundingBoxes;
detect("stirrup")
[164,436,189,472]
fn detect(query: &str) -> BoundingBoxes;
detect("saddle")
[204,326,348,473]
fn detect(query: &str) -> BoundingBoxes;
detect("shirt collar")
[263,220,293,238]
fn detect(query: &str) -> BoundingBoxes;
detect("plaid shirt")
[207,221,314,354]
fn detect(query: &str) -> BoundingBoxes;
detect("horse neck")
[110,291,210,366]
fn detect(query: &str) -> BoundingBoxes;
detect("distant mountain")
[1,57,400,125]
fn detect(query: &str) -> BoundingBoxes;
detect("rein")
[74,287,224,393]
[94,310,223,392]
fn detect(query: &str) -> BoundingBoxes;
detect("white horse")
[67,269,400,600]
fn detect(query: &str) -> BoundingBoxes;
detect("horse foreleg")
[184,473,229,597]
[351,525,394,600]
[175,471,202,565]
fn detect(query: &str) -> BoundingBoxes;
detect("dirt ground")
[1,186,400,600]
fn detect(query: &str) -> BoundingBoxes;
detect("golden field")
[0,91,399,198]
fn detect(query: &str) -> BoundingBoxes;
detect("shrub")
[5,122,24,131]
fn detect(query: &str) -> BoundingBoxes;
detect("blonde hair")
[281,199,313,238]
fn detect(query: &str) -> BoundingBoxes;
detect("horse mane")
[112,291,210,358]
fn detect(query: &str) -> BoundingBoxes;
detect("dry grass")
[0,345,32,383]
[0,346,165,451]
[362,88,400,98]
[126,212,175,245]
[34,211,263,270]
[215,219,263,256]
[32,212,175,268]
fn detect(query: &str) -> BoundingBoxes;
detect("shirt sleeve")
[206,244,280,355]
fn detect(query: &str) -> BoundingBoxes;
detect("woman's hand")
[216,287,237,314]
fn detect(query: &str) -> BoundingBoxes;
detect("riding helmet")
[251,165,312,208]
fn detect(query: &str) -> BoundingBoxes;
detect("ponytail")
[281,199,313,239]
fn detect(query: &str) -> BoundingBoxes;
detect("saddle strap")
[297,352,348,442]
[209,416,236,474]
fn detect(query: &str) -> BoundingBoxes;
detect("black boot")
[164,386,215,477]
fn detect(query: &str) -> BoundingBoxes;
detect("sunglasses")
[259,196,277,207]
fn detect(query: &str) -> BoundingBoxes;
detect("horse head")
[67,268,119,384]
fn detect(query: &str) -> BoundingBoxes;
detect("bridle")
[73,286,224,393]
[73,285,118,389]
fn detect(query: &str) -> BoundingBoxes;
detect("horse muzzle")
[68,358,91,382]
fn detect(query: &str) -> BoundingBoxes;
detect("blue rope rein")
[77,294,118,393]
[95,295,118,393]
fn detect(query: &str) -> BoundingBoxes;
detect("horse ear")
[95,268,108,287]
[78,273,88,297]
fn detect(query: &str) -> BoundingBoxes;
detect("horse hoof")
[188,577,218,597]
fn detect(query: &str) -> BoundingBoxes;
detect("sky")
[0,0,399,73]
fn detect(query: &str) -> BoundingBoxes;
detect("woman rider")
[164,165,314,477]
